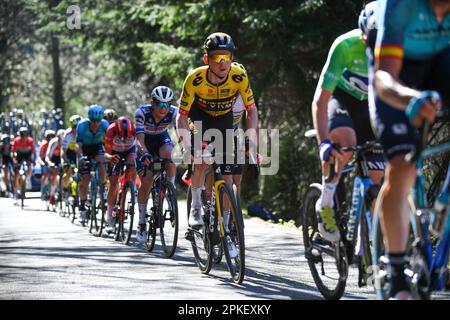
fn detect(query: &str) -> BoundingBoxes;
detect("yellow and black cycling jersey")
[179,64,255,118]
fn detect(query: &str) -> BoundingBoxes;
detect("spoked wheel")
[186,186,213,274]
[89,183,105,236]
[357,201,373,288]
[219,183,245,284]
[116,183,135,245]
[302,184,347,300]
[372,210,389,300]
[144,187,159,252]
[409,240,431,300]
[159,181,179,258]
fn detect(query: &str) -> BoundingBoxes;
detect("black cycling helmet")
[203,32,235,54]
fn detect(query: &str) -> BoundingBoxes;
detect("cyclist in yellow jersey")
[61,115,82,194]
[176,32,258,228]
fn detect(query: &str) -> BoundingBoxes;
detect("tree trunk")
[50,33,64,121]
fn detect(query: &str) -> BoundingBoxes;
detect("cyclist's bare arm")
[375,57,437,125]
[245,103,259,147]
[175,113,191,151]
[312,87,332,145]
[136,133,148,155]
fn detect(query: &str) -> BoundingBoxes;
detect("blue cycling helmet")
[87,104,105,121]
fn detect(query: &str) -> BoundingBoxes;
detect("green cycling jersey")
[318,29,368,101]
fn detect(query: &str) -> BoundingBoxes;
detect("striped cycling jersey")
[134,104,178,136]
[12,136,35,155]
[46,137,61,159]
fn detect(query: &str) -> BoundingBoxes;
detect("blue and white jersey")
[76,119,109,145]
[134,104,178,136]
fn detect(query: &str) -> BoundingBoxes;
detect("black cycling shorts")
[370,45,450,160]
[189,107,234,175]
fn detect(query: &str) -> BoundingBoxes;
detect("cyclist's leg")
[48,164,58,203]
[106,158,119,228]
[77,153,92,221]
[372,88,420,299]
[136,147,153,229]
[125,147,137,181]
[317,95,356,242]
[158,135,176,187]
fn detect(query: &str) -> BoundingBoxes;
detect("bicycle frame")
[117,160,136,215]
[410,141,450,292]
[347,176,374,244]
[212,164,226,238]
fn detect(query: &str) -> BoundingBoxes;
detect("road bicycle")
[144,157,179,258]
[302,130,383,300]
[109,157,136,245]
[81,158,106,236]
[185,147,245,284]
[372,119,450,300]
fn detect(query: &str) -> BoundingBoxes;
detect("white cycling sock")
[191,186,202,209]
[320,176,337,209]
[138,203,147,225]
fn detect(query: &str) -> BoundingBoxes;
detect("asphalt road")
[0,192,448,300]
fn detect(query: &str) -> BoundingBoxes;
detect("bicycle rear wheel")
[159,181,179,258]
[116,182,135,245]
[302,184,347,300]
[219,182,245,284]
[187,186,212,274]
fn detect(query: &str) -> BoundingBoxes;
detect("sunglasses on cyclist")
[155,101,170,109]
[209,54,233,63]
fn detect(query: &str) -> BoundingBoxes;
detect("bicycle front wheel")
[117,182,135,245]
[20,175,26,209]
[187,186,212,274]
[159,181,179,258]
[219,182,245,284]
[302,184,347,300]
[372,209,389,300]
[89,182,105,236]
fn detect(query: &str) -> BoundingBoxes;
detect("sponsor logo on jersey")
[193,76,203,86]
[342,70,368,94]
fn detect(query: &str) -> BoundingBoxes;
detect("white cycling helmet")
[57,129,65,139]
[151,86,174,103]
[358,1,378,36]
